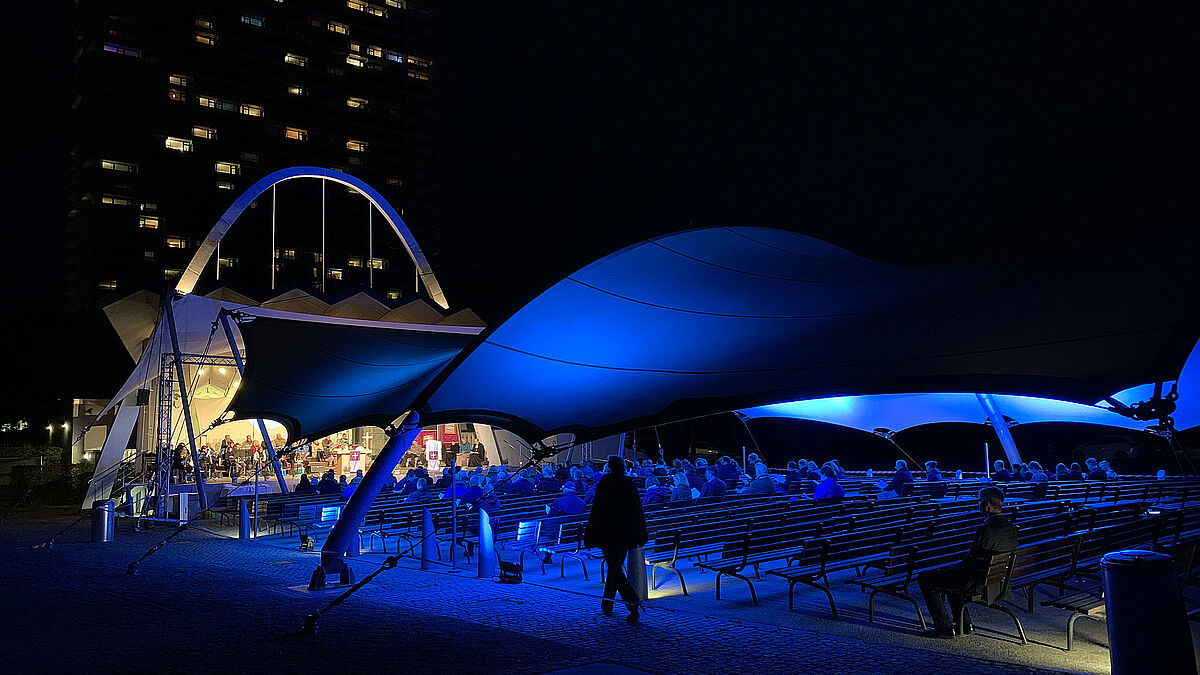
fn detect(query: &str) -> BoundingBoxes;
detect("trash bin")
[91,500,115,543]
[1102,549,1195,675]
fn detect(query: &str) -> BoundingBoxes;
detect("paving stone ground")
[0,507,1182,674]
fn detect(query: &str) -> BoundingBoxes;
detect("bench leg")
[715,571,725,600]
[1066,613,1099,651]
[795,578,837,618]
[991,603,1029,645]
[721,570,758,605]
[651,564,658,590]
[675,567,688,596]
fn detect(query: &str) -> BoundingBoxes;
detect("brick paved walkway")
[0,510,1088,674]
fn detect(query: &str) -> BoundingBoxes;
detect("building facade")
[67,0,437,307]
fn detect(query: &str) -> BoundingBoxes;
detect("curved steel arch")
[176,166,448,309]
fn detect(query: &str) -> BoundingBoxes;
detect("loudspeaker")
[136,389,151,406]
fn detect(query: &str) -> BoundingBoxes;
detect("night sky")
[3,2,1199,443]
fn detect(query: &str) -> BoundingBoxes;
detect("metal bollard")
[238,498,250,539]
[477,510,497,579]
[91,500,115,543]
[1102,549,1196,675]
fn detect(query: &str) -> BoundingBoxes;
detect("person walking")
[585,455,649,623]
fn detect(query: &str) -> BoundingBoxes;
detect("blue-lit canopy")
[738,393,1151,433]
[1106,338,1200,431]
[418,227,1200,443]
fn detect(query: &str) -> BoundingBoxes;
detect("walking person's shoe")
[625,602,640,624]
[922,627,954,639]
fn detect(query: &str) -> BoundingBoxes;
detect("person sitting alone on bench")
[918,486,1019,639]
[924,460,941,482]
[878,459,914,499]
[991,460,1014,482]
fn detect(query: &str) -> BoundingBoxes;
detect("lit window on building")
[101,159,137,173]
[346,54,367,68]
[384,50,404,63]
[347,257,363,268]
[240,151,260,163]
[349,42,362,53]
[216,180,235,190]
[141,202,158,212]
[386,0,406,8]
[219,257,237,268]
[240,103,264,117]
[192,125,217,140]
[163,269,182,280]
[327,21,349,34]
[284,53,307,67]
[165,137,193,152]
[169,74,190,86]
[139,216,159,229]
[346,139,367,152]
[167,89,187,102]
[166,236,188,249]
[281,249,296,260]
[369,258,386,269]
[367,45,382,58]
[98,280,118,291]
[198,95,219,109]
[101,194,132,206]
[386,289,400,299]
[407,55,432,68]
[387,177,402,187]
[195,18,214,29]
[195,32,218,46]
[348,0,387,17]
[328,268,344,280]
[215,161,241,175]
[288,84,305,95]
[102,42,141,57]
[241,14,265,27]
[285,127,308,141]
[144,250,157,262]
[346,97,368,109]
[407,70,430,81]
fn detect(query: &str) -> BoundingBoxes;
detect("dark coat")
[585,474,649,551]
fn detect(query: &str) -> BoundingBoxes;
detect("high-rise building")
[67,0,438,307]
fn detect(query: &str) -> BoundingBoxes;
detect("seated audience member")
[490,465,511,493]
[1027,461,1049,483]
[383,472,398,491]
[637,460,654,478]
[1099,460,1117,481]
[924,460,942,482]
[508,468,536,494]
[809,461,824,479]
[809,465,846,500]
[442,472,468,501]
[294,474,315,494]
[474,483,502,515]
[547,484,586,516]
[683,461,704,490]
[1054,463,1072,481]
[991,460,1014,482]
[461,473,485,505]
[651,460,669,477]
[746,453,761,470]
[829,459,847,480]
[642,475,670,506]
[351,469,364,485]
[1015,463,1033,482]
[699,467,726,499]
[1085,458,1107,481]
[317,470,341,495]
[784,461,806,494]
[878,459,914,499]
[338,475,349,487]
[404,478,433,504]
[918,487,1019,639]
[535,465,561,493]
[433,468,453,490]
[669,472,697,502]
[1069,462,1086,481]
[716,456,742,483]
[693,458,709,472]
[554,463,571,483]
[739,463,776,496]
[567,466,585,493]
[582,472,601,507]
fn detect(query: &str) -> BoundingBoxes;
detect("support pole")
[976,393,1022,466]
[218,310,288,494]
[368,201,373,289]
[163,296,209,510]
[321,178,326,294]
[420,507,436,569]
[270,185,276,291]
[310,412,421,590]
[450,456,458,569]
